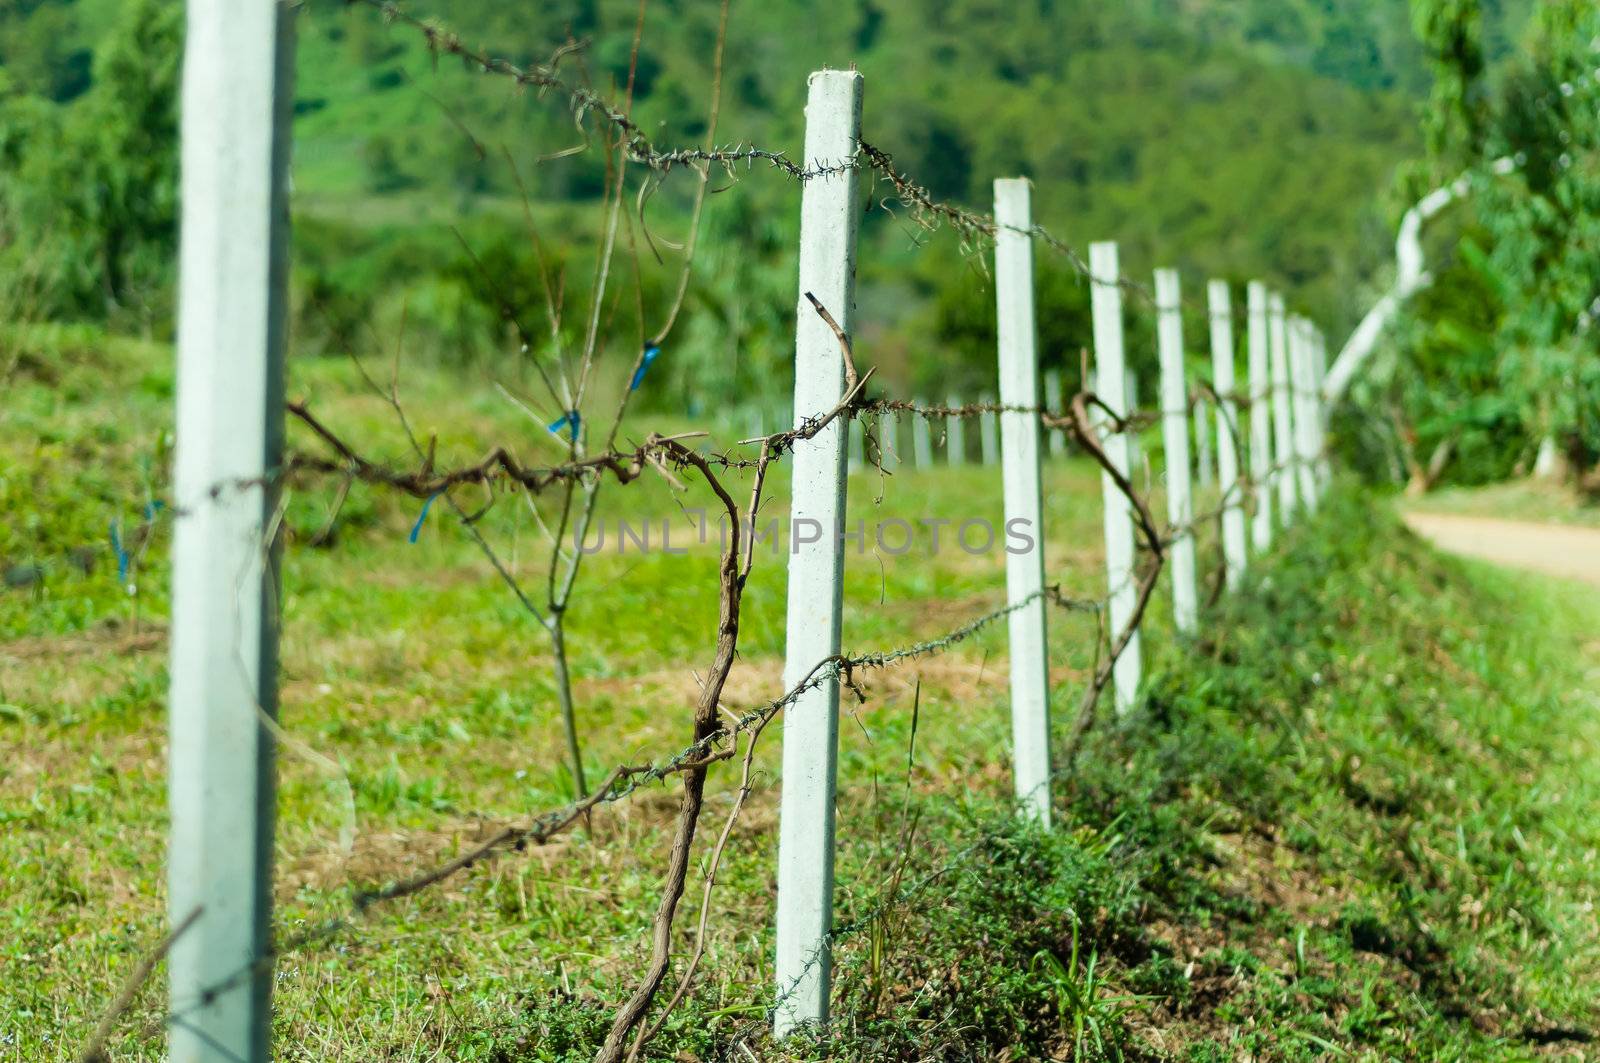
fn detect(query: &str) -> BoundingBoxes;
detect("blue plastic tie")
[630,345,661,391]
[409,492,440,544]
[110,521,129,582]
[548,410,581,441]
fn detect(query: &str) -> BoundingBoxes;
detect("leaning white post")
[1089,241,1142,714]
[994,179,1052,823]
[1247,282,1274,551]
[1044,368,1067,458]
[1268,292,1298,524]
[946,393,967,466]
[1207,280,1248,589]
[1155,268,1198,635]
[168,2,294,1060]
[912,398,934,468]
[1289,317,1321,510]
[775,68,861,1038]
[979,392,1000,466]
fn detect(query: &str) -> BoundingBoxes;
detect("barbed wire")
[133,578,1107,1042]
[29,388,1312,592]
[268,387,1275,507]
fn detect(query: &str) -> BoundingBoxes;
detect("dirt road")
[1402,511,1600,588]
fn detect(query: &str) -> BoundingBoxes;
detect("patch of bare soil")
[1126,827,1361,1052]
[0,619,165,662]
[1402,511,1600,588]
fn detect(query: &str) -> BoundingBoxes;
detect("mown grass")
[3,326,1597,1060]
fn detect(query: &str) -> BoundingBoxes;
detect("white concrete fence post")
[1194,394,1215,490]
[946,393,967,466]
[1089,241,1142,715]
[912,399,934,469]
[167,2,295,1060]
[979,392,1000,466]
[1207,280,1249,589]
[1044,368,1067,459]
[1155,268,1198,636]
[994,179,1052,824]
[775,68,862,1038]
[879,408,900,472]
[1247,281,1275,551]
[1290,317,1321,510]
[1268,292,1298,525]
[1124,369,1142,472]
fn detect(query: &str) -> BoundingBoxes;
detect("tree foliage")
[1476,0,1600,474]
[0,0,180,324]
[1373,0,1597,489]
[9,0,1580,437]
[1412,0,1490,168]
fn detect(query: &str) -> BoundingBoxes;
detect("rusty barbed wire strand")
[135,577,1106,1044]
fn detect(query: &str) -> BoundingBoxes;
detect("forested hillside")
[0,0,1536,405]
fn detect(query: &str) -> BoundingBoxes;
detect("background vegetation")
[0,0,1506,395]
[5,0,1592,496]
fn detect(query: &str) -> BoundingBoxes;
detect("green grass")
[3,326,1598,1060]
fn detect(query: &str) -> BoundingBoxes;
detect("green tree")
[0,0,180,321]
[72,0,182,314]
[1477,0,1600,478]
[1410,0,1490,171]
[1371,0,1597,490]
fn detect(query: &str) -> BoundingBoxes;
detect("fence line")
[115,315,1327,1061]
[83,12,1346,1057]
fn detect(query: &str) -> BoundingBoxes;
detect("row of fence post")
[773,68,1333,1037]
[162,40,1334,1056]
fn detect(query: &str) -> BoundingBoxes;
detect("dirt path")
[1402,510,1600,587]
